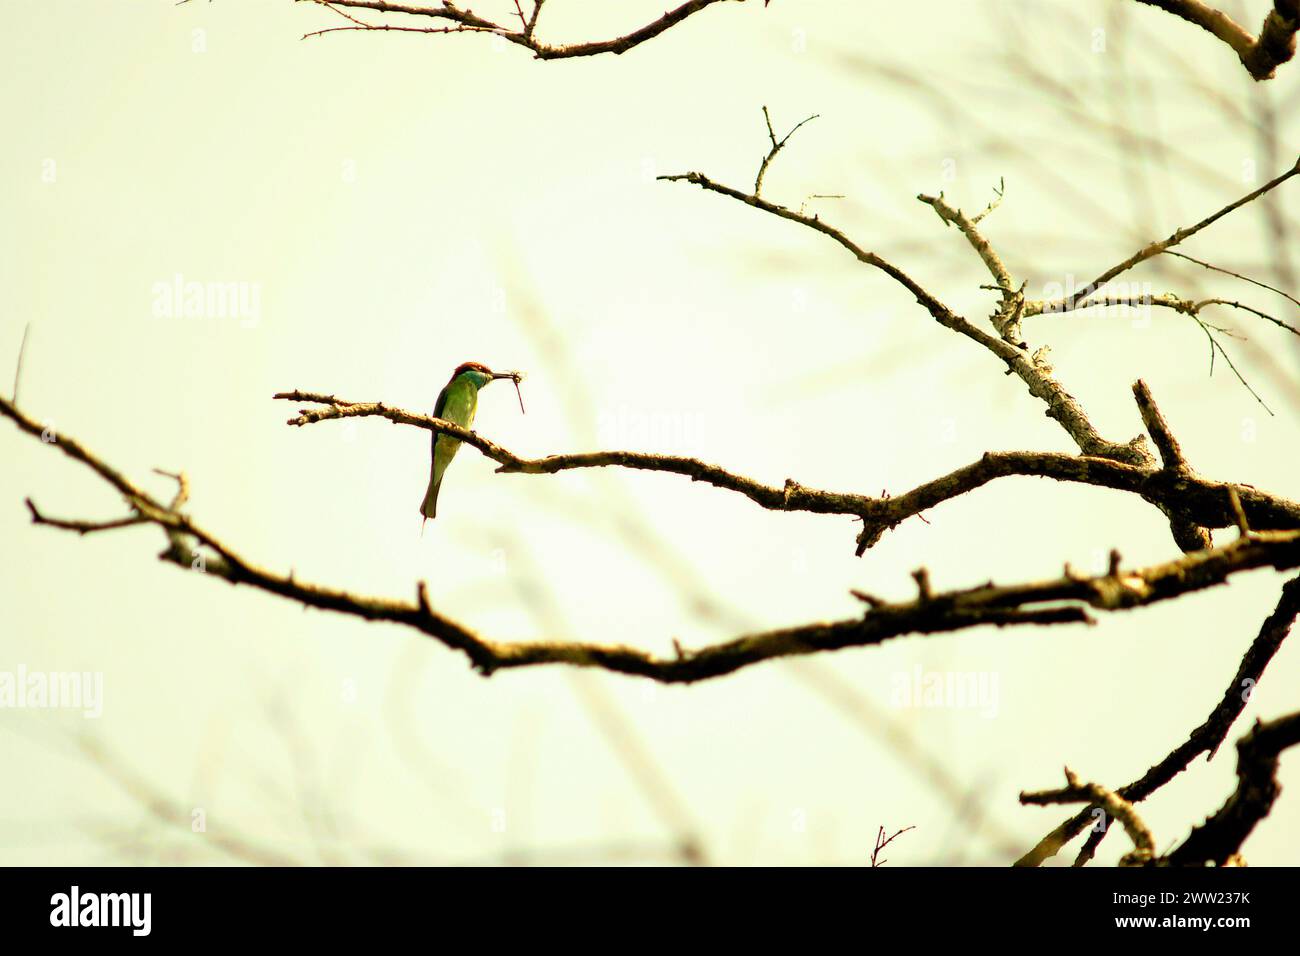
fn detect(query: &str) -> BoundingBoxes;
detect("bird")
[420,361,521,523]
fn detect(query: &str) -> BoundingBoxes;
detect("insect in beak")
[493,370,526,414]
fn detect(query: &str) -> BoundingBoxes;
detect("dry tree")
[8,0,1300,865]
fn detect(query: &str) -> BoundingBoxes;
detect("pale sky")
[2,0,1299,864]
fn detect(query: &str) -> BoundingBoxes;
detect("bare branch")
[918,186,1025,342]
[870,824,915,867]
[754,107,819,197]
[1134,0,1299,80]
[918,187,1014,296]
[1132,380,1189,470]
[298,0,754,59]
[1165,710,1300,865]
[1027,156,1300,317]
[1016,574,1300,866]
[969,178,1005,226]
[152,467,191,511]
[6,391,1300,685]
[1199,297,1300,338]
[525,0,545,37]
[25,498,146,536]
[1132,380,1212,552]
[1189,312,1275,415]
[912,164,1297,414]
[656,171,1153,466]
[1021,767,1156,865]
[272,391,1300,556]
[1164,249,1300,314]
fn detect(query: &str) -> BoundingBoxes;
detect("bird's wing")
[432,381,452,419]
[431,381,452,454]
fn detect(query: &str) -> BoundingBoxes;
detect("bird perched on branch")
[421,361,523,524]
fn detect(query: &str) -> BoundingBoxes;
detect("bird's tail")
[420,472,441,521]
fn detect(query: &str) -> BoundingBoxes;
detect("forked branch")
[272,390,1300,555]
[5,391,1299,685]
[1016,575,1300,866]
[1134,0,1299,80]
[298,0,755,58]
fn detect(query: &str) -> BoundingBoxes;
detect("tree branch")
[1134,0,1299,80]
[1165,709,1300,865]
[272,390,1300,556]
[1026,156,1300,317]
[1020,767,1157,865]
[6,391,1300,685]
[24,498,146,536]
[754,107,819,198]
[656,171,1154,466]
[1015,574,1300,866]
[917,184,1026,343]
[298,0,754,59]
[1132,379,1212,552]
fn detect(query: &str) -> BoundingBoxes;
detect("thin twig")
[12,323,30,403]
[1027,157,1300,316]
[870,824,915,867]
[754,107,819,197]
[298,0,751,59]
[1165,249,1300,312]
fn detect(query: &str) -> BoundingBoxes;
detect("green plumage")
[421,368,485,520]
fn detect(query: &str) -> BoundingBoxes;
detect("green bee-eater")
[421,361,520,522]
